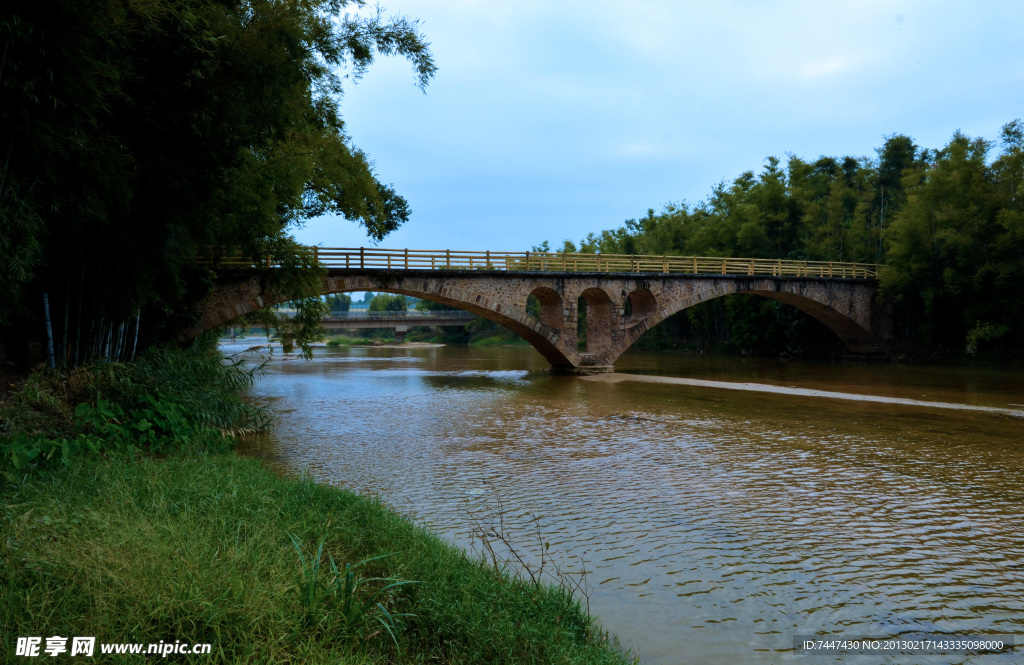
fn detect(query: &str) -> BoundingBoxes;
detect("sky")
[293,0,1024,253]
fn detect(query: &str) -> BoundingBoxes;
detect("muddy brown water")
[229,340,1024,664]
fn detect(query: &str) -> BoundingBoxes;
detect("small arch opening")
[624,288,657,326]
[527,287,563,330]
[578,287,612,354]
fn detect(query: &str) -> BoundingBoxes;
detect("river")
[227,340,1023,664]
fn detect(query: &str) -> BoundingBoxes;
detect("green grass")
[468,334,529,348]
[1,451,635,664]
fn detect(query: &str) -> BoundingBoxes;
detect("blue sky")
[293,0,1024,252]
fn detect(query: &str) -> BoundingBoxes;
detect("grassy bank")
[1,451,632,663]
[326,335,386,346]
[1,343,633,663]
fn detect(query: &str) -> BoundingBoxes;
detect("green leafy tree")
[416,299,458,312]
[325,294,352,314]
[368,294,408,312]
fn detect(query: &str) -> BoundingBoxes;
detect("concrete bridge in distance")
[306,310,475,343]
[195,247,890,373]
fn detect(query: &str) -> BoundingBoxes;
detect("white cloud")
[798,54,860,80]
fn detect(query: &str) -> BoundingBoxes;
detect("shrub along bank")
[0,343,633,664]
[0,337,267,482]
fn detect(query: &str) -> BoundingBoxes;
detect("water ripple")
[236,345,1024,665]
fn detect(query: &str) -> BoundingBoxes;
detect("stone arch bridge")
[193,248,890,373]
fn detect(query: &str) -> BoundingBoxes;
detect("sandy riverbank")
[581,373,1024,417]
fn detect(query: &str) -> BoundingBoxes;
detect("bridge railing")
[206,247,880,279]
[325,311,476,320]
[276,310,475,320]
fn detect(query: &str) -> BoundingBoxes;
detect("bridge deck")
[205,247,880,279]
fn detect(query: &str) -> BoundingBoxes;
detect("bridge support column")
[393,325,408,344]
[555,363,615,375]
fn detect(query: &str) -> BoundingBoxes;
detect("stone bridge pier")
[192,269,891,373]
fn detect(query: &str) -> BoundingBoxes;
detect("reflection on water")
[231,341,1024,665]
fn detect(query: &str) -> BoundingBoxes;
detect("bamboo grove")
[542,127,1024,358]
[1,0,435,367]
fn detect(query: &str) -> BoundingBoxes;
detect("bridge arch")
[605,279,885,364]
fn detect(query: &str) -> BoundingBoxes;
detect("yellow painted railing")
[205,247,880,279]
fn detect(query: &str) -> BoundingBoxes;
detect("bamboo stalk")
[62,278,71,365]
[130,314,140,361]
[74,268,84,367]
[43,292,56,369]
[113,322,125,362]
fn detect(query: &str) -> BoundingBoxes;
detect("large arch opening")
[191,274,581,369]
[577,287,613,355]
[738,290,881,355]
[605,287,883,364]
[675,294,846,355]
[312,281,579,370]
[329,292,464,344]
